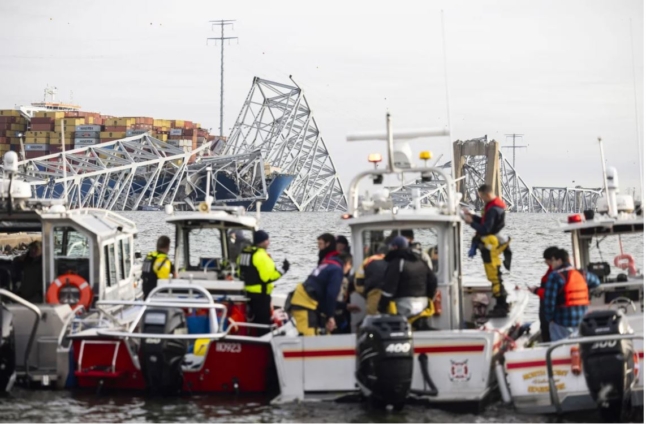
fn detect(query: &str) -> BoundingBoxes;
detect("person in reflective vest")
[462,184,513,317]
[544,248,600,341]
[142,235,176,299]
[288,252,353,336]
[378,236,438,331]
[237,230,289,334]
[530,246,559,342]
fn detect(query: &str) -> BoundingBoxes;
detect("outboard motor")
[579,310,637,422]
[0,306,15,393]
[355,315,413,411]
[140,308,188,395]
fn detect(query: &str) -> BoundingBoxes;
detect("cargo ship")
[0,88,292,211]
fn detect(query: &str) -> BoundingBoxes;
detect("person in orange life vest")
[462,184,512,317]
[529,246,559,342]
[544,249,600,341]
[317,233,337,265]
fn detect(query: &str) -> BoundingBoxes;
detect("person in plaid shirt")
[544,248,600,341]
[530,246,559,342]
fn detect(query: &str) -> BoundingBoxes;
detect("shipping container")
[154,133,168,141]
[104,126,128,132]
[0,116,16,124]
[76,125,101,132]
[31,123,55,131]
[50,144,74,153]
[169,128,183,136]
[100,132,126,139]
[74,138,99,146]
[24,144,49,151]
[125,129,150,137]
[43,112,65,119]
[0,110,20,117]
[75,131,100,138]
[31,117,54,124]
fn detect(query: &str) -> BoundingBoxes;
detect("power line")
[207,20,238,138]
[502,133,526,169]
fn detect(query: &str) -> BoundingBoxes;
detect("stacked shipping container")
[0,108,220,161]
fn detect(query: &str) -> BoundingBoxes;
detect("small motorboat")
[68,202,282,395]
[268,114,529,410]
[0,151,143,389]
[499,164,643,421]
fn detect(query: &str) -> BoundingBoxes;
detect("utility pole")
[207,20,238,138]
[502,133,526,169]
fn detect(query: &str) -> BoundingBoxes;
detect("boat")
[0,150,143,389]
[67,200,281,395]
[268,114,529,409]
[498,150,643,421]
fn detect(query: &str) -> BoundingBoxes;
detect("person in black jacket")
[355,244,389,315]
[378,236,438,331]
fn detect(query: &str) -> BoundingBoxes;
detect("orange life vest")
[557,268,590,307]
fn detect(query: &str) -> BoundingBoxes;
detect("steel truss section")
[532,187,603,213]
[225,77,348,211]
[17,134,268,211]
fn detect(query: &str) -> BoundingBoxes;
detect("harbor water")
[0,212,642,423]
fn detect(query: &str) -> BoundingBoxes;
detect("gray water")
[0,213,642,423]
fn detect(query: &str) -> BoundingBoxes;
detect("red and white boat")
[498,165,643,421]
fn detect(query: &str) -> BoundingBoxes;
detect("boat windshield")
[179,226,254,271]
[586,232,643,281]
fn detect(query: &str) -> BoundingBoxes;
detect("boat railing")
[0,289,41,380]
[57,304,86,349]
[63,208,137,232]
[544,333,644,414]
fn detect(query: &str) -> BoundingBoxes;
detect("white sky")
[0,0,643,194]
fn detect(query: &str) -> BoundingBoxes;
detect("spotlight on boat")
[368,154,383,184]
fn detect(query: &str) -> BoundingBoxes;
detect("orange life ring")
[614,254,637,276]
[46,274,93,310]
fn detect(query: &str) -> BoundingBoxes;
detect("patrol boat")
[498,163,643,421]
[66,194,283,395]
[268,114,530,410]
[0,151,142,390]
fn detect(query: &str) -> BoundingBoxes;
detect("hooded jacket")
[381,248,437,300]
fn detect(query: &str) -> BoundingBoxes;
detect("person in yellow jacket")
[142,235,178,299]
[237,230,289,335]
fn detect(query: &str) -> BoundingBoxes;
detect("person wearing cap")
[237,230,290,334]
[378,236,438,331]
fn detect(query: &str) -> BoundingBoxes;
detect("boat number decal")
[385,343,411,353]
[449,359,471,382]
[591,340,617,349]
[216,342,242,353]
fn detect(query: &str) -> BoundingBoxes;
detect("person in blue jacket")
[287,252,353,336]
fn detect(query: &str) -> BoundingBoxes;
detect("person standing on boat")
[142,236,177,299]
[238,230,289,335]
[355,244,389,315]
[543,249,600,341]
[287,252,353,336]
[378,236,437,330]
[462,184,513,318]
[530,246,559,342]
[335,235,351,255]
[317,233,337,265]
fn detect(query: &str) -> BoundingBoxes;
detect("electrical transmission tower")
[502,133,526,169]
[207,20,238,138]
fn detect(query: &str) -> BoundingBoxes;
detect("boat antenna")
[629,19,643,200]
[61,120,68,204]
[598,137,611,213]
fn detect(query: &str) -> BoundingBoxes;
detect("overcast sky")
[0,0,643,195]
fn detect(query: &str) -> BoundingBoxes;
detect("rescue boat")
[498,160,643,421]
[268,114,530,410]
[66,200,282,395]
[0,151,143,390]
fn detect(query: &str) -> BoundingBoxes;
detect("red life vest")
[535,266,552,301]
[557,268,590,307]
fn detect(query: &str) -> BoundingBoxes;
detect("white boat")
[0,151,143,390]
[268,115,529,409]
[499,165,643,421]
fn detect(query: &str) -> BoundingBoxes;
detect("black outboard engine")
[140,308,188,395]
[0,306,15,393]
[579,310,637,422]
[355,315,413,411]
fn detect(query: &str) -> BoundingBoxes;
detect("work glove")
[282,259,290,273]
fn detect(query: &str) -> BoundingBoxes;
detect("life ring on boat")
[614,254,637,276]
[46,273,93,310]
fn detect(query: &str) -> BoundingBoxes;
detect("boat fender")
[417,353,438,396]
[433,291,442,316]
[613,254,637,276]
[46,274,93,311]
[495,361,512,404]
